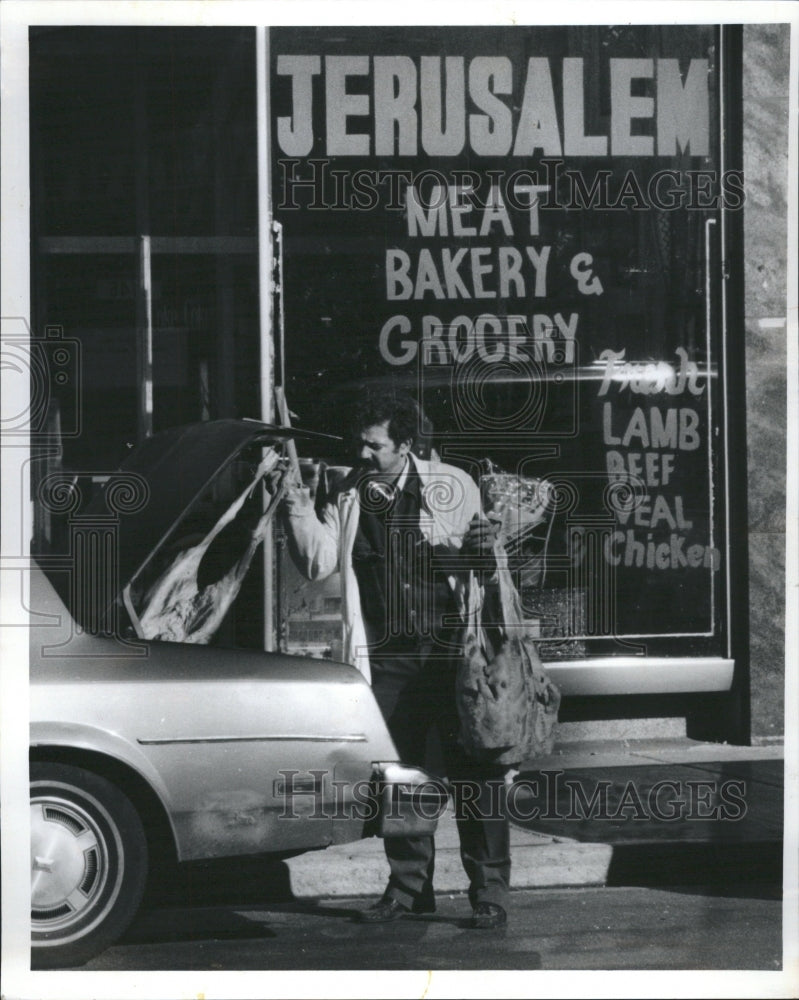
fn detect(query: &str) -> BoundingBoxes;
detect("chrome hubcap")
[30,795,109,928]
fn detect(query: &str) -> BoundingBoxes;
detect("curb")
[284,803,612,898]
[285,840,613,898]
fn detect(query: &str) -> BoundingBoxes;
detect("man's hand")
[264,461,314,516]
[461,513,500,554]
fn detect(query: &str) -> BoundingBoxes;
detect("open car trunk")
[72,419,339,644]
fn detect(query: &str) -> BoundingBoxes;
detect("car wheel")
[30,762,148,968]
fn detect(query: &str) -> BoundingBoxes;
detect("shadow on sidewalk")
[604,841,782,890]
[512,757,783,890]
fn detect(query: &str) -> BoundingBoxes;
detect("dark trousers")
[371,649,511,910]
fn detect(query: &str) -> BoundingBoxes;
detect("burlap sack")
[456,543,560,765]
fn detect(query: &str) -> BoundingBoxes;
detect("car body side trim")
[136,734,369,745]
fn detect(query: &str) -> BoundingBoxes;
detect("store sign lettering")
[386,245,553,301]
[603,531,721,571]
[599,349,719,574]
[603,404,701,450]
[276,56,709,159]
[379,312,577,366]
[379,183,600,366]
[597,348,706,397]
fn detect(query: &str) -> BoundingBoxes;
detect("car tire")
[30,762,149,969]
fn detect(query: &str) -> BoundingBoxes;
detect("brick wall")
[742,24,790,739]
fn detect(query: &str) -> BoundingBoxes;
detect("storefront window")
[270,25,735,669]
[29,27,263,647]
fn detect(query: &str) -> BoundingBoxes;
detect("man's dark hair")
[350,389,423,448]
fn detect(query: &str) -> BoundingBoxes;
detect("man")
[281,390,510,930]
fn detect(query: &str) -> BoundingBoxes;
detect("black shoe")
[358,895,435,923]
[468,902,507,929]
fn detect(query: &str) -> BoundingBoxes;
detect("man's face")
[354,421,410,481]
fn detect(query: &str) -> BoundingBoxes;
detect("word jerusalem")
[276,55,709,158]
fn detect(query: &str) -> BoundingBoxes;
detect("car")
[29,420,444,968]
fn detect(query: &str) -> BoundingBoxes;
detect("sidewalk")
[284,738,785,898]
